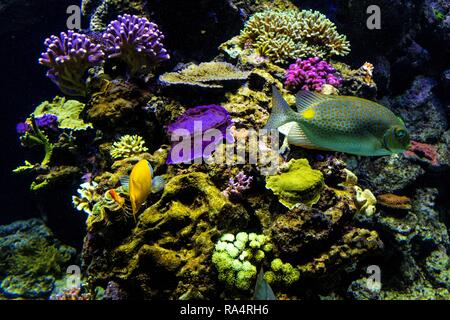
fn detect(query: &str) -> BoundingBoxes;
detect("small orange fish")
[106,189,125,207]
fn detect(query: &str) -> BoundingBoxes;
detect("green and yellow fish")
[264,87,410,156]
[120,159,165,218]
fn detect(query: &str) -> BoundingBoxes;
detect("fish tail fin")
[152,176,165,193]
[264,86,299,131]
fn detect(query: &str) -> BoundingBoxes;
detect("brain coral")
[223,9,350,64]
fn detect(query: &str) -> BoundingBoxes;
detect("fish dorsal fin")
[287,122,316,148]
[151,176,165,193]
[264,86,298,131]
[295,91,332,112]
[119,175,130,191]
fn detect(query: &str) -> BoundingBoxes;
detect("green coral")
[110,134,149,159]
[264,258,300,287]
[159,61,250,89]
[222,9,350,64]
[212,232,272,291]
[33,96,92,131]
[266,158,324,209]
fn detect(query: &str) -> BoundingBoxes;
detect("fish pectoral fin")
[151,176,165,193]
[295,90,333,112]
[119,176,130,191]
[287,123,320,149]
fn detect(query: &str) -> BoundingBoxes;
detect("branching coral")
[222,171,253,200]
[103,14,170,76]
[285,57,341,92]
[110,134,149,159]
[72,181,101,215]
[212,232,273,291]
[225,9,350,64]
[39,31,105,96]
[159,62,250,89]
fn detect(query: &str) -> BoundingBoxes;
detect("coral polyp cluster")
[110,134,149,159]
[222,9,350,64]
[103,14,170,76]
[285,57,341,92]
[39,31,105,96]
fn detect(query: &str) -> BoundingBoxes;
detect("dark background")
[0,0,87,247]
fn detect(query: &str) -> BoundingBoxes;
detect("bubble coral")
[39,30,105,96]
[166,105,234,165]
[212,232,272,291]
[285,57,341,92]
[110,134,149,159]
[264,258,300,287]
[103,14,170,76]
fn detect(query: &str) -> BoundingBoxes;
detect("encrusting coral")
[110,134,149,159]
[221,9,351,65]
[159,62,250,89]
[266,159,325,209]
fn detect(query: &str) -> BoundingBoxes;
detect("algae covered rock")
[84,172,251,299]
[0,219,76,299]
[266,159,324,209]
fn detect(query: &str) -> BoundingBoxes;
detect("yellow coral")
[110,135,149,159]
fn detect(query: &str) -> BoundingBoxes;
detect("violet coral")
[103,14,170,76]
[222,172,253,199]
[39,30,105,96]
[285,57,341,92]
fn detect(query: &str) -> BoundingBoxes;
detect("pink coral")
[284,57,341,92]
[404,140,439,166]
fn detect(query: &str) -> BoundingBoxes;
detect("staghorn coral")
[39,30,105,96]
[222,171,253,200]
[110,134,149,159]
[159,61,250,89]
[221,9,350,65]
[103,14,170,76]
[212,232,272,291]
[266,159,324,209]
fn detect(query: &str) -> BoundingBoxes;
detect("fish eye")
[395,128,406,138]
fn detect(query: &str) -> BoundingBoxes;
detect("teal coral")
[222,9,351,64]
[212,232,272,291]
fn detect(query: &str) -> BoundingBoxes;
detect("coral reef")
[221,9,350,65]
[103,14,170,76]
[39,31,105,96]
[222,171,253,200]
[266,159,324,209]
[0,219,76,299]
[285,57,341,92]
[110,135,149,159]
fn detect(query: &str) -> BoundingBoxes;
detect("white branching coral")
[72,181,101,215]
[110,135,149,159]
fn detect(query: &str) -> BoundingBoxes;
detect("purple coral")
[222,171,253,199]
[35,114,58,131]
[285,57,341,92]
[16,122,31,135]
[103,14,170,76]
[39,30,105,96]
[166,105,234,164]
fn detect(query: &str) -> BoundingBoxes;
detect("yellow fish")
[120,159,165,218]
